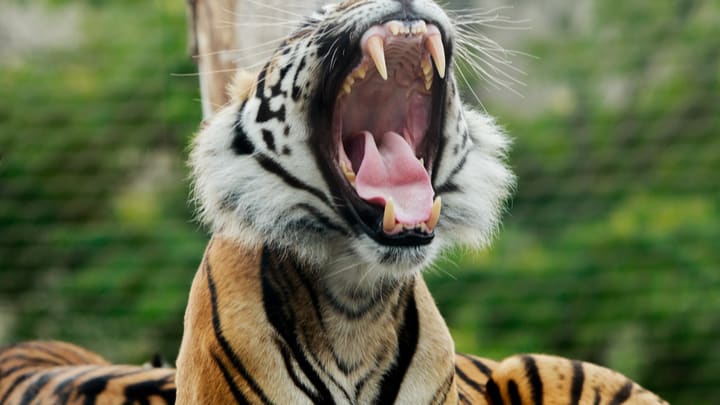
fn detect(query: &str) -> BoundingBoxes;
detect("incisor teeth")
[388,22,401,36]
[427,196,442,231]
[425,35,446,79]
[383,198,396,234]
[424,73,433,91]
[366,35,388,80]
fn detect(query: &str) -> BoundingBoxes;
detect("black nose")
[391,0,419,21]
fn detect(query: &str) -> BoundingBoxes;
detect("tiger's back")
[0,341,175,405]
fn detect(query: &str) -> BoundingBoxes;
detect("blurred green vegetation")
[0,0,718,403]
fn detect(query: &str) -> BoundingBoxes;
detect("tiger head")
[191,0,514,289]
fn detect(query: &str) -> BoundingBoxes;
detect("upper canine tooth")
[427,196,442,231]
[366,35,388,80]
[425,34,446,79]
[383,198,396,234]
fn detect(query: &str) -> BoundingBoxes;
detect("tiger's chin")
[318,237,440,293]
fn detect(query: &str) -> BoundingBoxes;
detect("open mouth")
[329,20,447,246]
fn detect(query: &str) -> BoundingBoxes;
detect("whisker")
[170,69,240,77]
[236,0,309,19]
[455,63,487,111]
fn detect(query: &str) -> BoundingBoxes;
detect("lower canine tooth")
[383,198,396,234]
[427,196,442,231]
[340,161,356,183]
[421,59,432,76]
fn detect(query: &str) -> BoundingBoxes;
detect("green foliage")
[0,0,204,361]
[427,0,720,402]
[0,0,718,403]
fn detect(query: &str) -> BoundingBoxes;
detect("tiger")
[0,341,175,404]
[0,0,668,404]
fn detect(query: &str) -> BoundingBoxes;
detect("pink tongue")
[355,131,433,224]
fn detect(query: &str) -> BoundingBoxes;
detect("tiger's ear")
[228,70,257,103]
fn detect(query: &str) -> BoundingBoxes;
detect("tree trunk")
[186,0,317,119]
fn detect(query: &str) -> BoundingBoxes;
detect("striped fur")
[0,341,175,405]
[1,0,668,403]
[174,238,668,404]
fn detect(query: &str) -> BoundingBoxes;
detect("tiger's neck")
[176,237,458,404]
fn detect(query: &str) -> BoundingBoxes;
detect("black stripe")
[123,373,176,404]
[593,387,601,405]
[507,380,521,405]
[0,372,33,404]
[206,261,275,405]
[323,287,385,320]
[435,181,459,194]
[435,151,468,195]
[262,129,277,153]
[276,339,318,402]
[75,369,149,404]
[255,63,287,123]
[0,356,60,378]
[53,367,100,403]
[522,355,543,405]
[608,380,634,405]
[254,153,332,208]
[374,286,419,404]
[19,370,60,405]
[292,56,307,101]
[292,203,348,234]
[455,365,485,395]
[25,342,77,365]
[212,352,251,405]
[570,360,585,405]
[485,379,504,405]
[458,389,471,405]
[459,353,493,378]
[232,109,255,155]
[261,247,336,404]
[431,370,454,405]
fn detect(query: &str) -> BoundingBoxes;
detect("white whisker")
[236,0,308,19]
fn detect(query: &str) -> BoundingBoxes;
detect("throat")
[261,245,417,374]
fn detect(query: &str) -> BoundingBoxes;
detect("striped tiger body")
[180,0,667,402]
[0,0,668,403]
[0,341,175,404]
